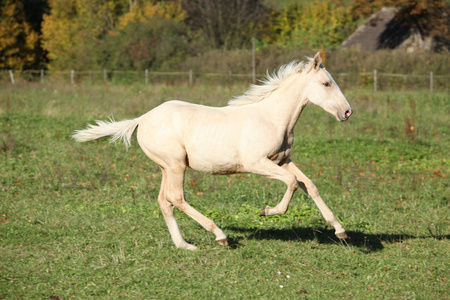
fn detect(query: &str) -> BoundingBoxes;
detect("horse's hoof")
[259,206,269,216]
[336,232,348,240]
[178,243,198,251]
[217,238,229,246]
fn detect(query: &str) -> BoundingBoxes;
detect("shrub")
[100,17,189,71]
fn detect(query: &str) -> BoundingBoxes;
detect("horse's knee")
[166,191,186,209]
[158,193,167,205]
[287,174,299,191]
[158,198,174,215]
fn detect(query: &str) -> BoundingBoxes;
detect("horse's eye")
[323,82,331,87]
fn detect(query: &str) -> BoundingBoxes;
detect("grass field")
[1,82,448,299]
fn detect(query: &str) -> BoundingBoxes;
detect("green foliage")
[2,0,450,71]
[41,0,189,71]
[273,0,357,49]
[41,0,126,70]
[181,0,271,50]
[101,17,189,71]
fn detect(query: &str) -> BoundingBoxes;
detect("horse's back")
[138,100,226,132]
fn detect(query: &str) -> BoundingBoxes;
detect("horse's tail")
[72,117,142,149]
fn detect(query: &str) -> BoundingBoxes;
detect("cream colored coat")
[73,52,353,250]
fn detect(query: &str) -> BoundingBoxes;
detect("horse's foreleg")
[165,168,228,248]
[248,158,299,216]
[283,160,347,239]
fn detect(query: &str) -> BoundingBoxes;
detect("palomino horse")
[73,52,353,250]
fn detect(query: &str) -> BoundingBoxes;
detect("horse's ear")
[313,51,323,71]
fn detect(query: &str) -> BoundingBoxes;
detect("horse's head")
[304,52,352,121]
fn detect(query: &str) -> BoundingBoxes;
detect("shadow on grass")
[223,226,449,253]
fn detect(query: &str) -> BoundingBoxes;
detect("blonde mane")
[228,58,313,107]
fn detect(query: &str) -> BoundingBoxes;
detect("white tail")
[72,117,141,149]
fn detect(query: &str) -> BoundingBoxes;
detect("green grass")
[1,82,448,299]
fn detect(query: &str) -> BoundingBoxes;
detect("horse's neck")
[259,77,309,133]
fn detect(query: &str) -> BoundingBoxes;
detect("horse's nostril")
[345,109,352,118]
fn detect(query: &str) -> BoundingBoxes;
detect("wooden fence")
[1,69,448,92]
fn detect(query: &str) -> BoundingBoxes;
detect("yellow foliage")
[117,1,186,30]
[41,0,186,69]
[0,0,40,69]
[42,0,123,70]
[41,5,78,63]
[273,0,355,49]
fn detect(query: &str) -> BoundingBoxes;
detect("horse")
[72,52,353,250]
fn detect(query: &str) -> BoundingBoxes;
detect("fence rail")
[1,69,448,92]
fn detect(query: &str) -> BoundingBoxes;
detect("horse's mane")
[228,58,313,107]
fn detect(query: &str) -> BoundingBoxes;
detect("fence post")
[9,70,15,84]
[252,37,256,84]
[373,69,377,92]
[145,69,149,85]
[103,69,107,84]
[40,69,44,83]
[189,69,193,86]
[71,70,75,85]
[430,71,433,93]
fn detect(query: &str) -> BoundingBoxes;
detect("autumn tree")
[351,0,450,50]
[102,1,188,70]
[41,0,127,70]
[0,0,41,69]
[182,0,271,50]
[116,0,185,29]
[20,0,49,33]
[272,0,356,49]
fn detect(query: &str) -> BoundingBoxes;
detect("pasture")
[1,82,448,298]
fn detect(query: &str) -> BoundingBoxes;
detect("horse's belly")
[187,152,243,175]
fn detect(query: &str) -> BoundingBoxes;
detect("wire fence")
[1,69,448,92]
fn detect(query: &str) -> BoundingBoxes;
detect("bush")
[272,0,356,49]
[99,17,189,71]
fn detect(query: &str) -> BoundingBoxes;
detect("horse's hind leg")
[164,166,228,248]
[158,169,198,250]
[140,142,227,249]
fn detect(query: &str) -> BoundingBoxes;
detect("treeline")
[1,0,449,71]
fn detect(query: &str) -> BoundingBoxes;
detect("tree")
[19,0,50,33]
[0,0,41,69]
[102,16,188,70]
[181,0,271,50]
[350,0,450,50]
[273,0,356,49]
[116,0,185,29]
[41,0,127,69]
[99,1,188,70]
[41,0,189,70]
